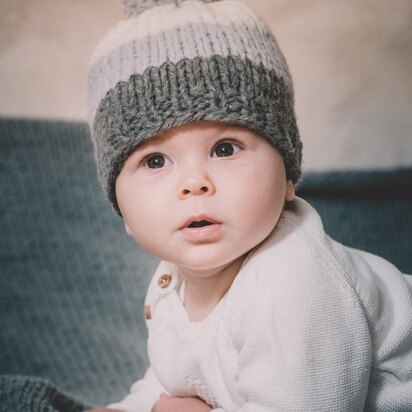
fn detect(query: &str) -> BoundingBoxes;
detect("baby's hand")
[151,393,213,412]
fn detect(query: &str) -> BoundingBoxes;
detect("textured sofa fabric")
[0,117,411,409]
[0,118,157,408]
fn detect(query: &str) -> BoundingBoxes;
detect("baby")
[86,0,412,411]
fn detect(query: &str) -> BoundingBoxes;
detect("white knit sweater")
[109,197,412,411]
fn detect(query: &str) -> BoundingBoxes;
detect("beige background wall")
[0,0,411,171]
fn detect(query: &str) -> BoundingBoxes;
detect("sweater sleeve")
[107,366,167,412]
[218,233,372,411]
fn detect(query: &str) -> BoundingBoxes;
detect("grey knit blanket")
[0,375,91,412]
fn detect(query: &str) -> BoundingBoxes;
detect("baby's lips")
[180,214,221,229]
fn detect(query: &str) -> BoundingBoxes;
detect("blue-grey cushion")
[297,168,412,273]
[0,118,156,407]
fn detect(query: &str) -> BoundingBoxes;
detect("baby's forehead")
[138,120,257,148]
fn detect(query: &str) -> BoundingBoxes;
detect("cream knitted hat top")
[88,0,302,215]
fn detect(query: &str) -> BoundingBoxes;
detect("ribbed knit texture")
[1,118,411,409]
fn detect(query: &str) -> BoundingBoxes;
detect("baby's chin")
[171,250,251,277]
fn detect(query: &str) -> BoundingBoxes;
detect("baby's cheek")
[236,176,284,233]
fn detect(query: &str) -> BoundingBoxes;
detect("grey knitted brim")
[93,54,301,216]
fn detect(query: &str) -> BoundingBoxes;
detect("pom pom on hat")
[122,0,220,18]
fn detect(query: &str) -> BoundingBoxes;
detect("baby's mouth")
[181,215,221,230]
[187,220,213,228]
[180,216,222,239]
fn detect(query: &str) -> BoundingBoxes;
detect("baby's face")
[116,120,294,272]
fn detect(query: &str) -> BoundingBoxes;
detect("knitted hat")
[88,0,302,215]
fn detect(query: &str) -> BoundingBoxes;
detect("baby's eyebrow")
[137,134,167,150]
[146,133,162,144]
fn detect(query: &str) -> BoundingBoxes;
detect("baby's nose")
[178,171,215,198]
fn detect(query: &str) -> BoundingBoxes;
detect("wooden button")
[144,305,151,320]
[158,274,172,288]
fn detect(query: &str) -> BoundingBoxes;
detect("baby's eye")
[212,141,242,158]
[142,154,172,169]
